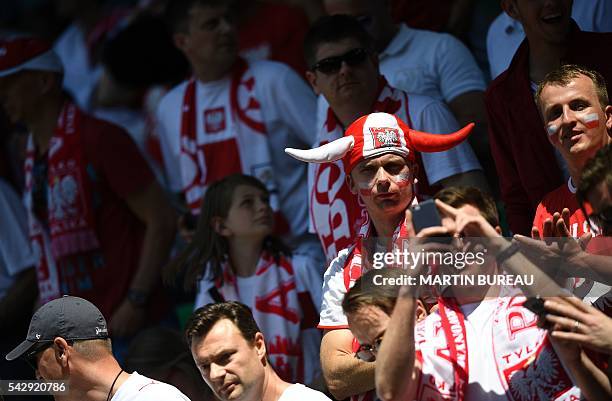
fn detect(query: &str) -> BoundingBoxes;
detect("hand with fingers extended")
[515,208,592,282]
[532,208,574,239]
[433,199,501,239]
[543,296,612,355]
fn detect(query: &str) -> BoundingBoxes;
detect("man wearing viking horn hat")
[285,111,474,401]
[302,14,486,264]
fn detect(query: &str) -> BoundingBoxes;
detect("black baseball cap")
[5,296,109,361]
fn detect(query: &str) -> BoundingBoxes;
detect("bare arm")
[109,181,177,336]
[375,291,419,401]
[320,329,375,399]
[126,181,177,293]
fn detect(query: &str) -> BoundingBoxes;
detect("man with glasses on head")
[5,296,191,400]
[320,0,493,188]
[303,15,485,264]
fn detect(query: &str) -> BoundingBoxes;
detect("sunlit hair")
[535,64,609,111]
[185,301,260,348]
[72,338,112,359]
[434,186,500,227]
[166,174,290,290]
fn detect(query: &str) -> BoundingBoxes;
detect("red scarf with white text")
[414,296,581,401]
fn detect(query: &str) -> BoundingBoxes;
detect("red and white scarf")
[414,296,580,401]
[179,59,282,217]
[342,214,412,401]
[311,78,432,262]
[209,251,305,383]
[24,102,100,302]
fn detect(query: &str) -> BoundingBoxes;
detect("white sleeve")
[318,247,352,329]
[258,63,318,147]
[486,13,525,80]
[410,97,482,185]
[0,180,36,276]
[155,87,185,193]
[434,33,486,102]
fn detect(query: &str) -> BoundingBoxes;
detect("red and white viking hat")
[0,36,63,77]
[286,112,474,174]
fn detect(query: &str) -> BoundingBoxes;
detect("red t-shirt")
[48,113,155,318]
[532,178,595,239]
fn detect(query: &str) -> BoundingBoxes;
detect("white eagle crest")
[376,129,399,146]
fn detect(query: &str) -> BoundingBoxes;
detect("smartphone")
[523,297,547,317]
[411,199,451,244]
[411,199,442,232]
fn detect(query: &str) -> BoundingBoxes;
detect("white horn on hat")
[285,136,354,163]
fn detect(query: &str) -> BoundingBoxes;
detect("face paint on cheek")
[393,172,412,188]
[547,123,559,137]
[581,113,600,129]
[358,182,373,197]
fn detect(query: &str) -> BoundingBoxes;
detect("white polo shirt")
[379,24,486,103]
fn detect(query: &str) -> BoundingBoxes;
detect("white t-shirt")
[156,60,317,238]
[487,0,612,79]
[111,372,191,401]
[54,24,103,111]
[379,24,486,103]
[0,179,37,299]
[277,384,332,401]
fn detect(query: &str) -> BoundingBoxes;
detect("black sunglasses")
[23,342,54,370]
[354,331,385,362]
[311,48,369,74]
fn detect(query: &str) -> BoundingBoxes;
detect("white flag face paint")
[582,113,599,129]
[547,123,559,136]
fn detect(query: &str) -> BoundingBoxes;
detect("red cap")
[0,36,63,77]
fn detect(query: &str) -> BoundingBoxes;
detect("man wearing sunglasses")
[303,15,485,264]
[5,296,191,400]
[321,0,494,190]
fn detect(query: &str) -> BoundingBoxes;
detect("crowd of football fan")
[1,1,611,401]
